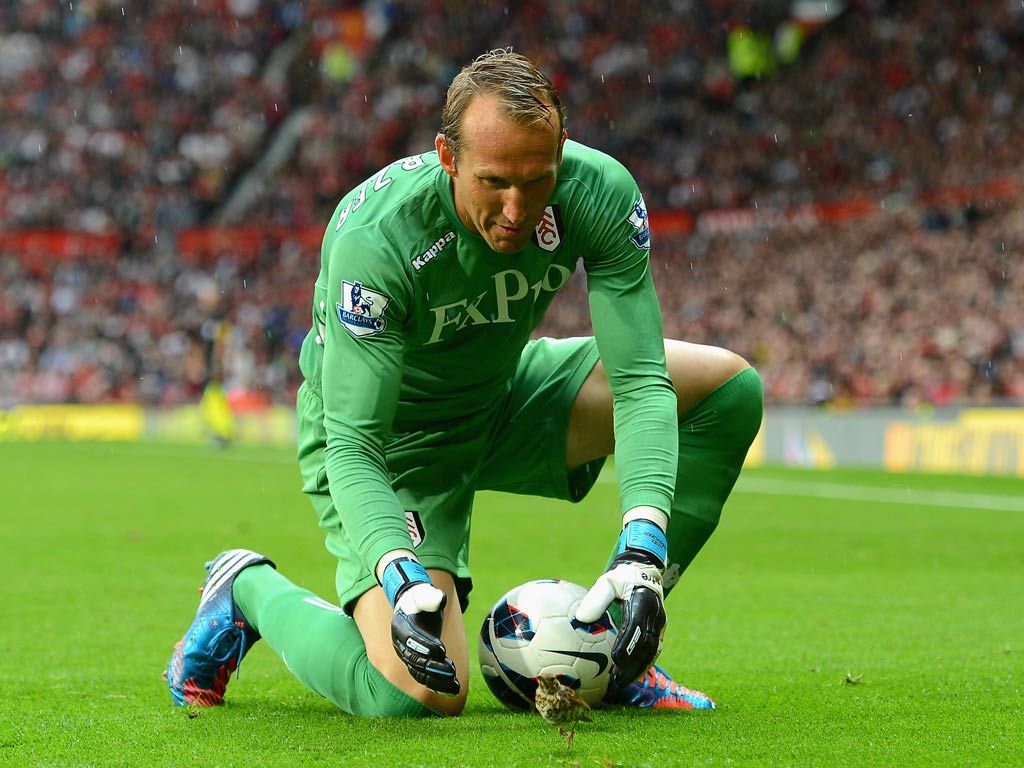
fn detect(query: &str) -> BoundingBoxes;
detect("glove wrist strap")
[614,519,668,569]
[381,557,430,608]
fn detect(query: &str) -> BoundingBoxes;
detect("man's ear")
[436,134,457,177]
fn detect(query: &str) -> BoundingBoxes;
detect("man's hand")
[575,518,668,686]
[382,557,461,696]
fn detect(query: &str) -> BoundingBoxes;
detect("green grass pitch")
[1,440,1021,767]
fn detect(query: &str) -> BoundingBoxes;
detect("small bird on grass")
[534,674,592,748]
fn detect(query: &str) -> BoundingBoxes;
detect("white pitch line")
[733,476,1024,513]
[596,466,1024,512]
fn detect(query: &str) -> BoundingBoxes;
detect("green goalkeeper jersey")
[298,139,678,572]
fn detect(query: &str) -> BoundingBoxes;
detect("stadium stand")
[1,0,1021,408]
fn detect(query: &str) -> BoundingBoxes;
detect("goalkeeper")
[166,49,763,716]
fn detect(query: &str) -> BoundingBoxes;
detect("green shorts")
[296,336,605,613]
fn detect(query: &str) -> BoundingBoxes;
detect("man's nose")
[502,187,527,226]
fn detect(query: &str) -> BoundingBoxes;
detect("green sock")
[233,564,433,718]
[662,366,763,596]
[605,367,763,611]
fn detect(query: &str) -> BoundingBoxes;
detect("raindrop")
[69,1,73,9]
[601,74,605,83]
[1001,242,1005,250]
[179,46,183,55]
[121,7,124,14]
[908,113,913,117]
[154,235,159,244]
[774,133,778,143]
[754,201,758,210]
[243,279,247,288]
[880,200,886,210]
[647,74,651,83]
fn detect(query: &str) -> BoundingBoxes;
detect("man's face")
[437,94,566,255]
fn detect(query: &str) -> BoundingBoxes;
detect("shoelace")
[201,622,250,681]
[649,669,695,699]
[646,670,670,692]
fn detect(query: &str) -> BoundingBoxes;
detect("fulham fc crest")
[405,510,425,547]
[532,205,563,252]
[336,280,390,338]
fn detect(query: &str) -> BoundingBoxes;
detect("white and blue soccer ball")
[478,579,617,710]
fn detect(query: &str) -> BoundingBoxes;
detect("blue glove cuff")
[615,519,668,567]
[381,557,430,608]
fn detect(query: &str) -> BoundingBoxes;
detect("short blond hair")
[440,48,566,158]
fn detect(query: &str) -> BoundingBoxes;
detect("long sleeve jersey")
[297,140,678,575]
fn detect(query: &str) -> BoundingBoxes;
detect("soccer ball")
[478,579,616,711]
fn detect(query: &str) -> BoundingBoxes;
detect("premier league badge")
[337,280,390,337]
[627,196,651,250]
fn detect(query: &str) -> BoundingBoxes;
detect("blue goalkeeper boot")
[165,549,275,706]
[605,664,717,710]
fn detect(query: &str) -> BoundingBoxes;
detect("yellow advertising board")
[0,404,294,447]
[885,409,1024,475]
[743,419,766,467]
[148,405,295,447]
[0,405,144,441]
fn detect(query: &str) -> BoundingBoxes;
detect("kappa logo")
[412,230,456,271]
[532,205,563,252]
[405,510,425,547]
[627,196,651,250]
[336,280,390,338]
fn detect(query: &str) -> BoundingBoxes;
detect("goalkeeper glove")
[575,517,668,686]
[381,556,461,696]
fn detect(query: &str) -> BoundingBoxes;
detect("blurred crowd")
[0,0,311,234]
[245,0,1024,224]
[1,0,1022,409]
[535,202,1024,406]
[0,236,309,407]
